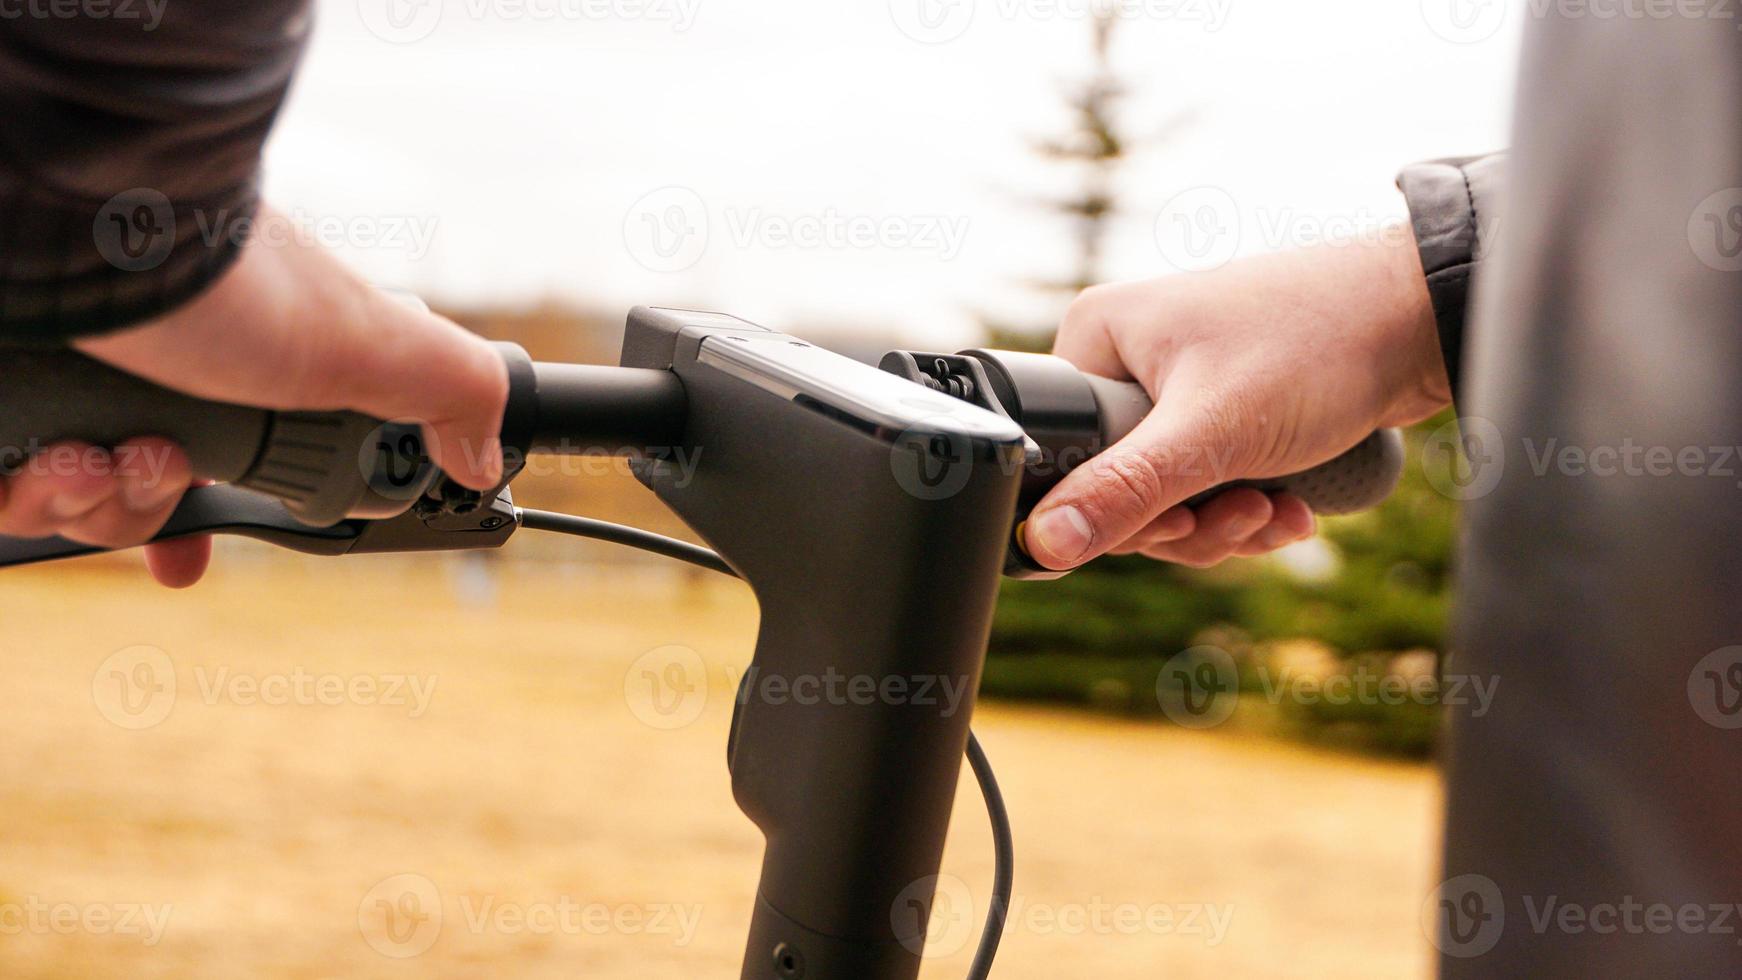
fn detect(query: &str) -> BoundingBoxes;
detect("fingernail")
[1029,505,1094,564]
[122,477,179,514]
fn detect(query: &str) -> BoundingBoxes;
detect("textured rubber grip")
[1082,373,1405,516]
[1,348,430,526]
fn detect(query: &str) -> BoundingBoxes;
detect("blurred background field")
[2,0,1523,974]
[0,558,1437,979]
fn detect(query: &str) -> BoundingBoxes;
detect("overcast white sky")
[266,0,1523,347]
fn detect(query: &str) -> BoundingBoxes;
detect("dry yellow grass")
[0,550,1439,978]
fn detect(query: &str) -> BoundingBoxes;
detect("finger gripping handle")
[1080,373,1405,516]
[1210,428,1406,516]
[1,348,429,526]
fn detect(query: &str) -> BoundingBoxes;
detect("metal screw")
[772,942,805,978]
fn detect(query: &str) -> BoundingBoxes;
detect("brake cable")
[517,507,1013,980]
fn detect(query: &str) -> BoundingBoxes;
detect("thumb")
[330,295,509,492]
[1022,407,1243,569]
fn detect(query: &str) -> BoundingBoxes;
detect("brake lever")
[0,479,520,570]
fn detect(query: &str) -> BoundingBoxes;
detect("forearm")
[0,0,312,344]
[1396,152,1507,402]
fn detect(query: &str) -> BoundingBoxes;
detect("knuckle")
[1058,284,1117,344]
[1090,449,1166,517]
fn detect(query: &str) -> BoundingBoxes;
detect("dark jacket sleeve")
[0,0,312,344]
[1396,153,1507,401]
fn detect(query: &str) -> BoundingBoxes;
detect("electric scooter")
[0,306,1403,980]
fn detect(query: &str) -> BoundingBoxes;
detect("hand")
[0,206,508,588]
[1023,234,1451,570]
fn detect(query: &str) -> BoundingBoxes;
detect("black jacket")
[0,0,308,343]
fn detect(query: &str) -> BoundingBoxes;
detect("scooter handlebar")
[0,347,433,527]
[0,344,690,529]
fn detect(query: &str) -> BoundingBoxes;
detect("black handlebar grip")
[1079,373,1404,515]
[1,348,433,527]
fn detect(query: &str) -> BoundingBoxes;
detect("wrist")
[1378,225,1454,423]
